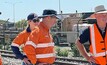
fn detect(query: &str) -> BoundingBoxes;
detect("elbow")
[75,39,82,48]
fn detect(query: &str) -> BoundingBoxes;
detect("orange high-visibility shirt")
[24,22,55,64]
[89,24,107,65]
[11,28,31,60]
[12,30,30,47]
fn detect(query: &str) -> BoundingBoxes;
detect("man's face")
[50,16,57,26]
[95,13,107,23]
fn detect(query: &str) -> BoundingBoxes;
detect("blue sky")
[0,0,107,22]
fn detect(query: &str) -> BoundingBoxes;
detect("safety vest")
[89,24,107,65]
[24,22,55,64]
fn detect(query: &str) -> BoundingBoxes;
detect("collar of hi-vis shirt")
[40,22,49,31]
[26,26,31,32]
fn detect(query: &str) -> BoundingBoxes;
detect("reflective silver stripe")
[36,42,54,48]
[90,25,107,57]
[11,43,19,47]
[25,41,36,48]
[95,51,107,57]
[90,25,96,56]
[90,52,107,57]
[36,53,55,58]
[25,41,54,48]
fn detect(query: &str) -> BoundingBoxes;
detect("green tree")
[15,19,27,29]
[0,20,7,24]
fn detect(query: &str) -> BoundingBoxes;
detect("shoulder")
[82,27,90,35]
[30,26,41,36]
[17,30,28,37]
[78,27,90,44]
[79,27,90,39]
[33,26,40,33]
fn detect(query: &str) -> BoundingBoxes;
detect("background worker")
[24,9,58,65]
[75,5,107,65]
[11,13,40,65]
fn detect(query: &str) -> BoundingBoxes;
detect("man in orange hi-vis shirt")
[11,13,40,65]
[24,9,59,65]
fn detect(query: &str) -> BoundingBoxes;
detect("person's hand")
[87,56,96,63]
[23,58,31,65]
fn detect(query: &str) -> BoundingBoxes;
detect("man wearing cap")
[11,13,40,65]
[75,5,107,65]
[24,9,58,65]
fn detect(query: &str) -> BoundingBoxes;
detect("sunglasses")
[51,15,58,19]
[32,18,40,23]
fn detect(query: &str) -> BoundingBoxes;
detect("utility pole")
[59,0,61,14]
[59,0,63,31]
[76,10,80,37]
[5,2,22,27]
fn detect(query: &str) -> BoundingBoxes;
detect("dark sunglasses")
[32,18,40,23]
[51,15,58,19]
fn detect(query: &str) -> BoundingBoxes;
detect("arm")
[24,28,39,64]
[75,39,96,63]
[11,31,33,64]
[11,43,31,64]
[11,32,26,60]
[75,40,90,60]
[11,46,25,60]
[75,28,96,63]
[24,44,36,64]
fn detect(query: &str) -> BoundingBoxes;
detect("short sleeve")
[12,32,25,46]
[79,28,90,44]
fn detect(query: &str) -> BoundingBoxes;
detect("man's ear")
[94,13,97,18]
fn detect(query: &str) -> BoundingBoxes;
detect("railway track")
[0,50,90,65]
